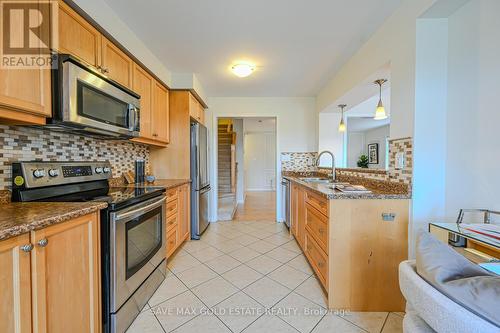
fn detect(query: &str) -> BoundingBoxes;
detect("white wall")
[365,125,390,169]
[445,0,500,217]
[207,97,317,222]
[413,18,449,258]
[233,119,245,203]
[244,132,276,191]
[318,113,344,168]
[317,0,437,139]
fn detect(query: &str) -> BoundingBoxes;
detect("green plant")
[357,154,369,168]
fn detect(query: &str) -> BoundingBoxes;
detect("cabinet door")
[132,64,153,139]
[188,93,200,121]
[151,81,169,143]
[0,0,51,124]
[197,102,205,125]
[297,187,306,249]
[58,1,101,68]
[290,184,298,237]
[0,66,51,124]
[31,213,101,333]
[178,184,190,242]
[101,37,133,88]
[0,234,32,333]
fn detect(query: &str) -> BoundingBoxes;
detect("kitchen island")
[285,175,410,312]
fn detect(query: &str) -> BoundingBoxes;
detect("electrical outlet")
[395,152,405,170]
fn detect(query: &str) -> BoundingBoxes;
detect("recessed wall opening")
[216,117,277,222]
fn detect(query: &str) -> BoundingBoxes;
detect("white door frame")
[210,116,280,222]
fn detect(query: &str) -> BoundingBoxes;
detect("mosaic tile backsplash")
[280,152,317,172]
[281,137,413,188]
[0,125,150,190]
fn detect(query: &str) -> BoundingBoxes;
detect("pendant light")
[338,104,347,132]
[374,79,388,120]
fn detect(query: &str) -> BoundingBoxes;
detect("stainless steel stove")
[11,161,167,333]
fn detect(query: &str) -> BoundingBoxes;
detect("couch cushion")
[416,231,500,328]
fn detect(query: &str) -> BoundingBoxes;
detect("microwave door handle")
[127,105,135,131]
[134,107,139,131]
[128,105,139,132]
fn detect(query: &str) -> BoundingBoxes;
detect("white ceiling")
[347,116,390,132]
[103,0,402,97]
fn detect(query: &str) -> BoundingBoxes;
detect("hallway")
[233,191,276,222]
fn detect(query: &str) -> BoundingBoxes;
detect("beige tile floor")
[127,220,404,333]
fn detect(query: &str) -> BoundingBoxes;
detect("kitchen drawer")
[166,188,179,203]
[304,232,328,290]
[166,212,178,232]
[305,203,328,252]
[166,227,177,258]
[305,190,329,217]
[166,198,178,217]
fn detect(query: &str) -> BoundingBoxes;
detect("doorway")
[216,117,277,221]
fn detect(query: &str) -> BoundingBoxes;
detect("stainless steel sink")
[299,177,332,184]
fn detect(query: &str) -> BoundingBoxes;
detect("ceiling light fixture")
[231,62,256,78]
[374,79,388,120]
[338,104,347,132]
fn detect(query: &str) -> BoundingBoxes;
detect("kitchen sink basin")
[299,177,333,184]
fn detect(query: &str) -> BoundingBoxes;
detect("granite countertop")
[0,202,108,241]
[126,179,191,189]
[284,176,411,200]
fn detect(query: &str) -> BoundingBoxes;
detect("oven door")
[110,195,166,312]
[62,58,140,137]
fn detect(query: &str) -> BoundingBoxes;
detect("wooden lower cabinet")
[290,181,409,312]
[0,212,101,333]
[31,213,101,333]
[166,183,191,258]
[0,234,32,333]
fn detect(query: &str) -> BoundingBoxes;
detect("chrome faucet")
[315,151,335,182]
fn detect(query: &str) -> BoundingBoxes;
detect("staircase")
[218,123,233,196]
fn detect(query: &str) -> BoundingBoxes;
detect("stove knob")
[95,167,103,174]
[33,169,45,178]
[48,169,59,177]
[103,167,111,173]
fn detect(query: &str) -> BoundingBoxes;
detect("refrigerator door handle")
[200,185,211,194]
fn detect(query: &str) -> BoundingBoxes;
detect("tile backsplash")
[281,137,413,189]
[0,125,150,190]
[280,152,317,172]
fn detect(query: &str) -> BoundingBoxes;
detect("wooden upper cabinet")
[152,81,170,143]
[58,1,101,68]
[0,234,32,333]
[30,213,101,333]
[0,66,51,124]
[132,64,153,139]
[101,37,133,88]
[188,93,205,124]
[197,101,205,125]
[0,0,52,125]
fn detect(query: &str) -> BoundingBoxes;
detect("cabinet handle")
[102,68,109,74]
[318,262,325,268]
[37,238,48,247]
[318,228,324,234]
[20,244,34,252]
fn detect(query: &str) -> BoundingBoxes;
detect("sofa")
[399,260,499,333]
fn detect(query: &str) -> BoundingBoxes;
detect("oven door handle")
[113,196,166,222]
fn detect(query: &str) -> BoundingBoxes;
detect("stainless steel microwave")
[48,54,140,139]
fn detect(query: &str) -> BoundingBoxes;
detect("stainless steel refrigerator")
[190,122,210,239]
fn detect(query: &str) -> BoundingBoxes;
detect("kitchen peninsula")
[285,172,410,312]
